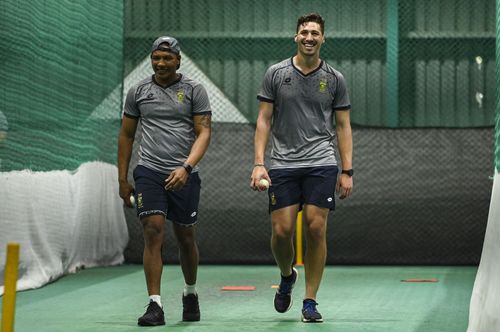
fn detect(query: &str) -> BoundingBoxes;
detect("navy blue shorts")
[133,165,201,226]
[268,166,339,212]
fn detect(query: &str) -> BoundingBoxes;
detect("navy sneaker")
[138,300,165,326]
[301,298,323,323]
[274,267,298,313]
[182,293,200,321]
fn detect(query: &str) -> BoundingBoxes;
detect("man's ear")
[294,35,298,43]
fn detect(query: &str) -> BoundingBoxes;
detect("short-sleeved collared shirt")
[257,58,351,169]
[124,74,211,173]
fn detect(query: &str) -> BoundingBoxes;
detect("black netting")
[123,126,493,265]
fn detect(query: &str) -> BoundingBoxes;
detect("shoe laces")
[183,294,198,305]
[145,301,162,312]
[303,299,319,313]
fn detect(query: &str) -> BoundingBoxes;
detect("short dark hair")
[296,13,325,35]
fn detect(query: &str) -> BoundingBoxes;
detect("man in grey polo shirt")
[118,36,211,326]
[251,13,353,323]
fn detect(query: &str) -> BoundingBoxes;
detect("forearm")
[336,124,353,169]
[117,134,134,182]
[185,130,211,167]
[254,117,271,164]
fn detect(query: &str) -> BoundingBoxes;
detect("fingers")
[252,180,271,191]
[165,178,185,191]
[250,169,270,191]
[250,178,262,191]
[338,185,353,200]
[337,176,353,200]
[119,184,135,208]
[164,168,187,191]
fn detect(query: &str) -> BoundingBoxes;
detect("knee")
[142,222,164,244]
[177,233,196,250]
[272,224,294,242]
[305,219,326,240]
[175,226,197,250]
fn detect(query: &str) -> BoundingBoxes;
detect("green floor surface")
[1,265,476,332]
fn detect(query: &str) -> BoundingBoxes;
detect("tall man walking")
[251,13,353,323]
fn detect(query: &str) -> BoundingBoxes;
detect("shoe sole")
[301,315,323,323]
[182,314,200,322]
[274,267,299,313]
[137,319,166,326]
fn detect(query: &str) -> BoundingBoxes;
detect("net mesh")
[497,0,500,172]
[399,0,496,127]
[124,0,496,128]
[123,126,493,265]
[0,0,123,171]
[0,0,128,293]
[0,0,497,267]
[121,0,495,264]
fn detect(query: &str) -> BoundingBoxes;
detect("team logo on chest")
[319,80,328,93]
[176,90,185,103]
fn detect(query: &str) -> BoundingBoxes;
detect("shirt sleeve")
[332,72,351,111]
[192,84,211,115]
[257,66,275,103]
[123,85,140,118]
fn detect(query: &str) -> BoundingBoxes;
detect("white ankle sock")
[183,284,197,296]
[149,295,162,308]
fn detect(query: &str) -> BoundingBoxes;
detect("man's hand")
[336,174,353,200]
[164,167,189,191]
[119,180,135,207]
[250,165,271,192]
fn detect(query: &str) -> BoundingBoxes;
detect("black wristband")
[341,169,354,177]
[254,164,265,167]
[183,163,193,174]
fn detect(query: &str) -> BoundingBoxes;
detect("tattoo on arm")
[199,114,211,128]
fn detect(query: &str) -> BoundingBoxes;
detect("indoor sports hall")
[1,1,499,331]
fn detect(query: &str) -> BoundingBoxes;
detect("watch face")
[343,169,353,176]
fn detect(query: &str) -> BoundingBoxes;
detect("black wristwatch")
[341,169,354,177]
[183,163,193,174]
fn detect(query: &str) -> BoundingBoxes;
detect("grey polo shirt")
[257,58,351,169]
[124,74,211,174]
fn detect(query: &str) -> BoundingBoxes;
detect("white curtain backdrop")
[0,161,128,295]
[468,170,500,332]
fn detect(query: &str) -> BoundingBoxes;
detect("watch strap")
[341,169,354,176]
[183,163,193,174]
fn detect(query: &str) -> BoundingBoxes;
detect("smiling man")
[118,36,211,326]
[251,13,353,323]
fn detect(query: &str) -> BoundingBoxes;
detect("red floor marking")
[221,286,257,291]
